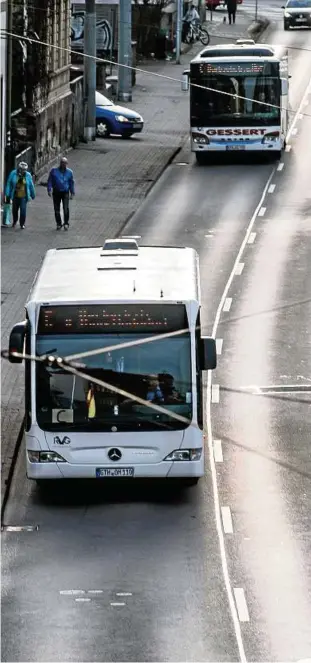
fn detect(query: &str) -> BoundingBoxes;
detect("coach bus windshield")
[35,304,192,432]
[191,63,280,126]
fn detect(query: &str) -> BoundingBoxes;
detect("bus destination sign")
[38,304,188,335]
[198,62,267,75]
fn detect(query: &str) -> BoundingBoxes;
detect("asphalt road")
[2,6,311,662]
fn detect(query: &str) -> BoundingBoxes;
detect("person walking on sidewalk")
[47,157,75,230]
[226,0,237,24]
[5,162,35,229]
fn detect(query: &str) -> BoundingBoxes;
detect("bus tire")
[183,477,199,487]
[272,150,282,161]
[195,152,206,165]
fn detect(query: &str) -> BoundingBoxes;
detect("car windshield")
[95,92,113,107]
[191,70,280,126]
[286,0,311,6]
[36,333,192,432]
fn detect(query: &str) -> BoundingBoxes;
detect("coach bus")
[7,239,217,487]
[181,40,289,163]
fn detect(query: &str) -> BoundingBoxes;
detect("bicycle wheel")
[199,28,210,46]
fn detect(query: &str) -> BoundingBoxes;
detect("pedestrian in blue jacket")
[47,156,75,230]
[5,162,35,229]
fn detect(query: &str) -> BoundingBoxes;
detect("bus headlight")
[192,133,209,144]
[164,449,202,461]
[27,450,67,463]
[262,131,280,143]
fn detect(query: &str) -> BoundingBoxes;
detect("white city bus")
[181,40,289,163]
[8,239,217,487]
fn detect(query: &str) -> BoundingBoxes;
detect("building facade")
[9,0,81,176]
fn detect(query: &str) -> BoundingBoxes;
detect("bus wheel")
[183,477,199,487]
[196,152,206,165]
[273,150,282,161]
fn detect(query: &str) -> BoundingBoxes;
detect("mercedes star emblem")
[108,448,122,461]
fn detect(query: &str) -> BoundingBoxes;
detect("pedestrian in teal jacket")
[5,162,35,229]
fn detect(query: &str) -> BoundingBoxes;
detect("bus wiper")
[37,348,57,357]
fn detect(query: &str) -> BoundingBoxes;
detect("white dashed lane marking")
[258,207,266,217]
[291,127,298,135]
[223,297,232,312]
[277,162,284,171]
[268,184,276,193]
[211,384,220,403]
[285,144,292,152]
[216,338,223,355]
[234,588,250,622]
[110,602,126,607]
[221,506,234,534]
[213,439,223,462]
[247,232,256,244]
[235,262,244,275]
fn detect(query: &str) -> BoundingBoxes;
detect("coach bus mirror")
[281,79,288,95]
[200,337,217,371]
[8,321,27,363]
[181,71,190,92]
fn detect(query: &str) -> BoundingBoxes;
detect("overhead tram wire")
[1,29,311,120]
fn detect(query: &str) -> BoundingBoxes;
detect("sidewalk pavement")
[1,11,268,509]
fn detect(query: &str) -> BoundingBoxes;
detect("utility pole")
[5,0,13,182]
[118,0,132,102]
[175,0,182,64]
[84,0,96,141]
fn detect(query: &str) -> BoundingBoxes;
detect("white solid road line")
[268,184,276,193]
[213,439,223,462]
[258,207,266,216]
[235,262,244,276]
[221,506,234,534]
[247,232,256,244]
[223,297,232,312]
[211,384,220,403]
[216,338,223,355]
[234,588,250,622]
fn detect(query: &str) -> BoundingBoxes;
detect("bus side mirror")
[181,70,190,92]
[8,321,27,363]
[199,337,217,371]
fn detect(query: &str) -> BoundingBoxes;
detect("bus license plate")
[226,145,246,151]
[96,467,134,478]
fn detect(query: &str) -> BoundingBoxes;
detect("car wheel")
[96,120,111,138]
[284,21,289,29]
[121,131,133,139]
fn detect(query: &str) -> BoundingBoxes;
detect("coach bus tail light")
[181,70,190,92]
[199,337,217,371]
[27,450,67,463]
[164,449,202,461]
[262,131,280,144]
[8,321,27,363]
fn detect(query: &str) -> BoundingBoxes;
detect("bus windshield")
[191,72,280,126]
[36,333,192,432]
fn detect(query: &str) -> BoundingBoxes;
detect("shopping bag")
[3,203,12,226]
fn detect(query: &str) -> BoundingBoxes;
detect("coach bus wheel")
[196,152,206,165]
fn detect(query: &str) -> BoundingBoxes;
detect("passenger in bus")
[158,373,183,403]
[146,376,164,403]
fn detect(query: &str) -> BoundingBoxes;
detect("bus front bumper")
[26,458,205,480]
[192,134,283,152]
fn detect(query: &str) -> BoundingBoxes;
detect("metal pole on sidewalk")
[175,0,182,64]
[84,0,96,141]
[118,0,132,102]
[5,0,13,182]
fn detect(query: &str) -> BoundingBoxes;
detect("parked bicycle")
[183,20,210,46]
